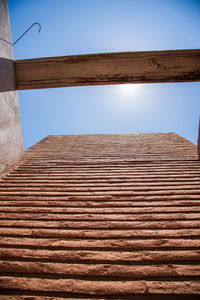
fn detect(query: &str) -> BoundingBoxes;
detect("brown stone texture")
[0,132,200,299]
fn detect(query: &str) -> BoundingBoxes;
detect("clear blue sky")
[8,0,200,150]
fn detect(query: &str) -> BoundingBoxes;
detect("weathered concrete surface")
[0,0,23,178]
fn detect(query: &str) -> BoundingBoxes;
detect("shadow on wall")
[0,57,16,92]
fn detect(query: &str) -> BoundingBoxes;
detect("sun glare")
[110,84,143,108]
[119,84,141,96]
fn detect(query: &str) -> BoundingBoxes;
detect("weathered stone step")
[0,237,199,250]
[0,220,200,230]
[0,206,199,214]
[1,180,200,187]
[1,190,200,197]
[1,195,200,201]
[0,228,199,239]
[4,177,200,183]
[0,248,200,264]
[1,185,200,192]
[0,276,199,295]
[1,261,200,279]
[0,200,199,208]
[1,212,199,221]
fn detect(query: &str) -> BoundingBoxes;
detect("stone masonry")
[0,133,200,298]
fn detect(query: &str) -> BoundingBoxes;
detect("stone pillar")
[0,0,23,178]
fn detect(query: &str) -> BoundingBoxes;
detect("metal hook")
[12,22,41,46]
[0,22,41,46]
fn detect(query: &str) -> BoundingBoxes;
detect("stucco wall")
[0,0,23,178]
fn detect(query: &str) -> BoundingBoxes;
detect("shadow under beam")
[0,57,16,92]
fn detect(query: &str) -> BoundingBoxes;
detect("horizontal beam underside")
[14,49,200,90]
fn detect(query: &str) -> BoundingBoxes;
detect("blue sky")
[8,0,200,150]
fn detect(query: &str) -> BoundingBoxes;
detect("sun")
[109,84,143,107]
[119,84,141,96]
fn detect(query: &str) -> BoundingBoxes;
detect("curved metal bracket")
[0,22,41,46]
[12,22,41,46]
